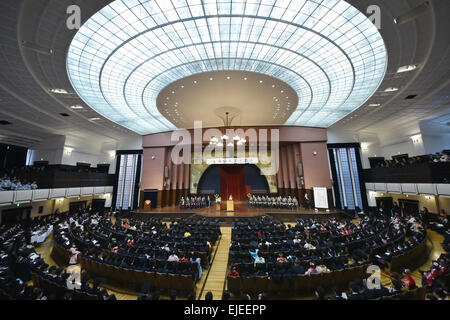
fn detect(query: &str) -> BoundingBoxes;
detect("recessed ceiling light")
[397,64,418,73]
[384,87,399,92]
[272,85,275,88]
[70,105,84,109]
[193,80,197,84]
[181,85,184,88]
[281,90,284,93]
[368,103,381,107]
[226,76,231,80]
[50,88,68,94]
[171,91,175,94]
[243,77,247,81]
[259,80,263,83]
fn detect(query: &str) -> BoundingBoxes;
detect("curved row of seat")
[81,257,196,295]
[227,264,368,296]
[31,272,98,300]
[227,235,427,297]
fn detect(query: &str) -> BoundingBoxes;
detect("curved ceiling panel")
[67,0,387,135]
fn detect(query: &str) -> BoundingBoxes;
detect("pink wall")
[142,126,327,147]
[141,148,166,190]
[141,126,330,192]
[300,142,332,189]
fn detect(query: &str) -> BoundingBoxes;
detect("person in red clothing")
[277,253,287,263]
[423,264,441,287]
[402,269,416,289]
[228,266,239,277]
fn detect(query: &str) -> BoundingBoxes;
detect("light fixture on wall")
[411,134,422,144]
[64,146,74,156]
[361,143,369,152]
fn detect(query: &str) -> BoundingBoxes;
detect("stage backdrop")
[220,165,246,201]
[190,151,277,194]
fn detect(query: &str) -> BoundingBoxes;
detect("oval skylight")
[67,0,387,135]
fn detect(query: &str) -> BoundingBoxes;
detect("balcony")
[0,186,113,206]
[363,162,450,184]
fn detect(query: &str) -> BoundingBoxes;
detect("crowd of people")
[225,212,435,300]
[0,212,116,300]
[374,151,449,169]
[228,214,425,276]
[179,196,212,209]
[0,174,38,191]
[247,195,299,210]
[54,211,221,293]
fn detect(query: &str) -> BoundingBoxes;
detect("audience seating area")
[373,151,449,169]
[226,214,429,298]
[50,212,221,296]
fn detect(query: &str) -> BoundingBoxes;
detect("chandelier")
[210,112,246,147]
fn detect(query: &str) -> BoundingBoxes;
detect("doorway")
[1,206,32,226]
[399,199,419,216]
[91,199,106,214]
[69,201,87,214]
[375,197,394,215]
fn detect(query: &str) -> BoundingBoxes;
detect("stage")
[132,202,344,221]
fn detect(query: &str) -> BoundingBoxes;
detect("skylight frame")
[67,0,387,135]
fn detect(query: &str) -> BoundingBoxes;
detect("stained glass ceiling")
[67,0,387,135]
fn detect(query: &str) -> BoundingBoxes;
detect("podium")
[143,200,151,212]
[226,200,235,212]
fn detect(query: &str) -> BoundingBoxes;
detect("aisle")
[198,226,232,300]
[381,230,445,287]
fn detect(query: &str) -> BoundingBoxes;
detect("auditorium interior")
[0,0,450,303]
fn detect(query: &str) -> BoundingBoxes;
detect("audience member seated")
[374,150,450,169]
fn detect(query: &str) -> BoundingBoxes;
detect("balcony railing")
[0,186,113,206]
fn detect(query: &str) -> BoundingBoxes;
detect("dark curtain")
[220,165,245,201]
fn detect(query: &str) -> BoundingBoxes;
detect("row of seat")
[81,257,196,295]
[74,227,213,268]
[227,265,368,296]
[227,236,427,297]
[50,239,71,267]
[31,272,98,300]
[390,239,427,272]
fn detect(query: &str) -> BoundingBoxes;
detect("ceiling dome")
[67,0,387,135]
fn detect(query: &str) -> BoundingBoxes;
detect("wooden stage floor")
[134,202,342,219]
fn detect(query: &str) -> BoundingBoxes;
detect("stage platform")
[131,202,345,222]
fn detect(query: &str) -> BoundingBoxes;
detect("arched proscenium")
[67,0,387,135]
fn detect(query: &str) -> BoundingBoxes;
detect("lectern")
[226,200,235,212]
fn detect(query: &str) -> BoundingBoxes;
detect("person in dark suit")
[328,286,346,300]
